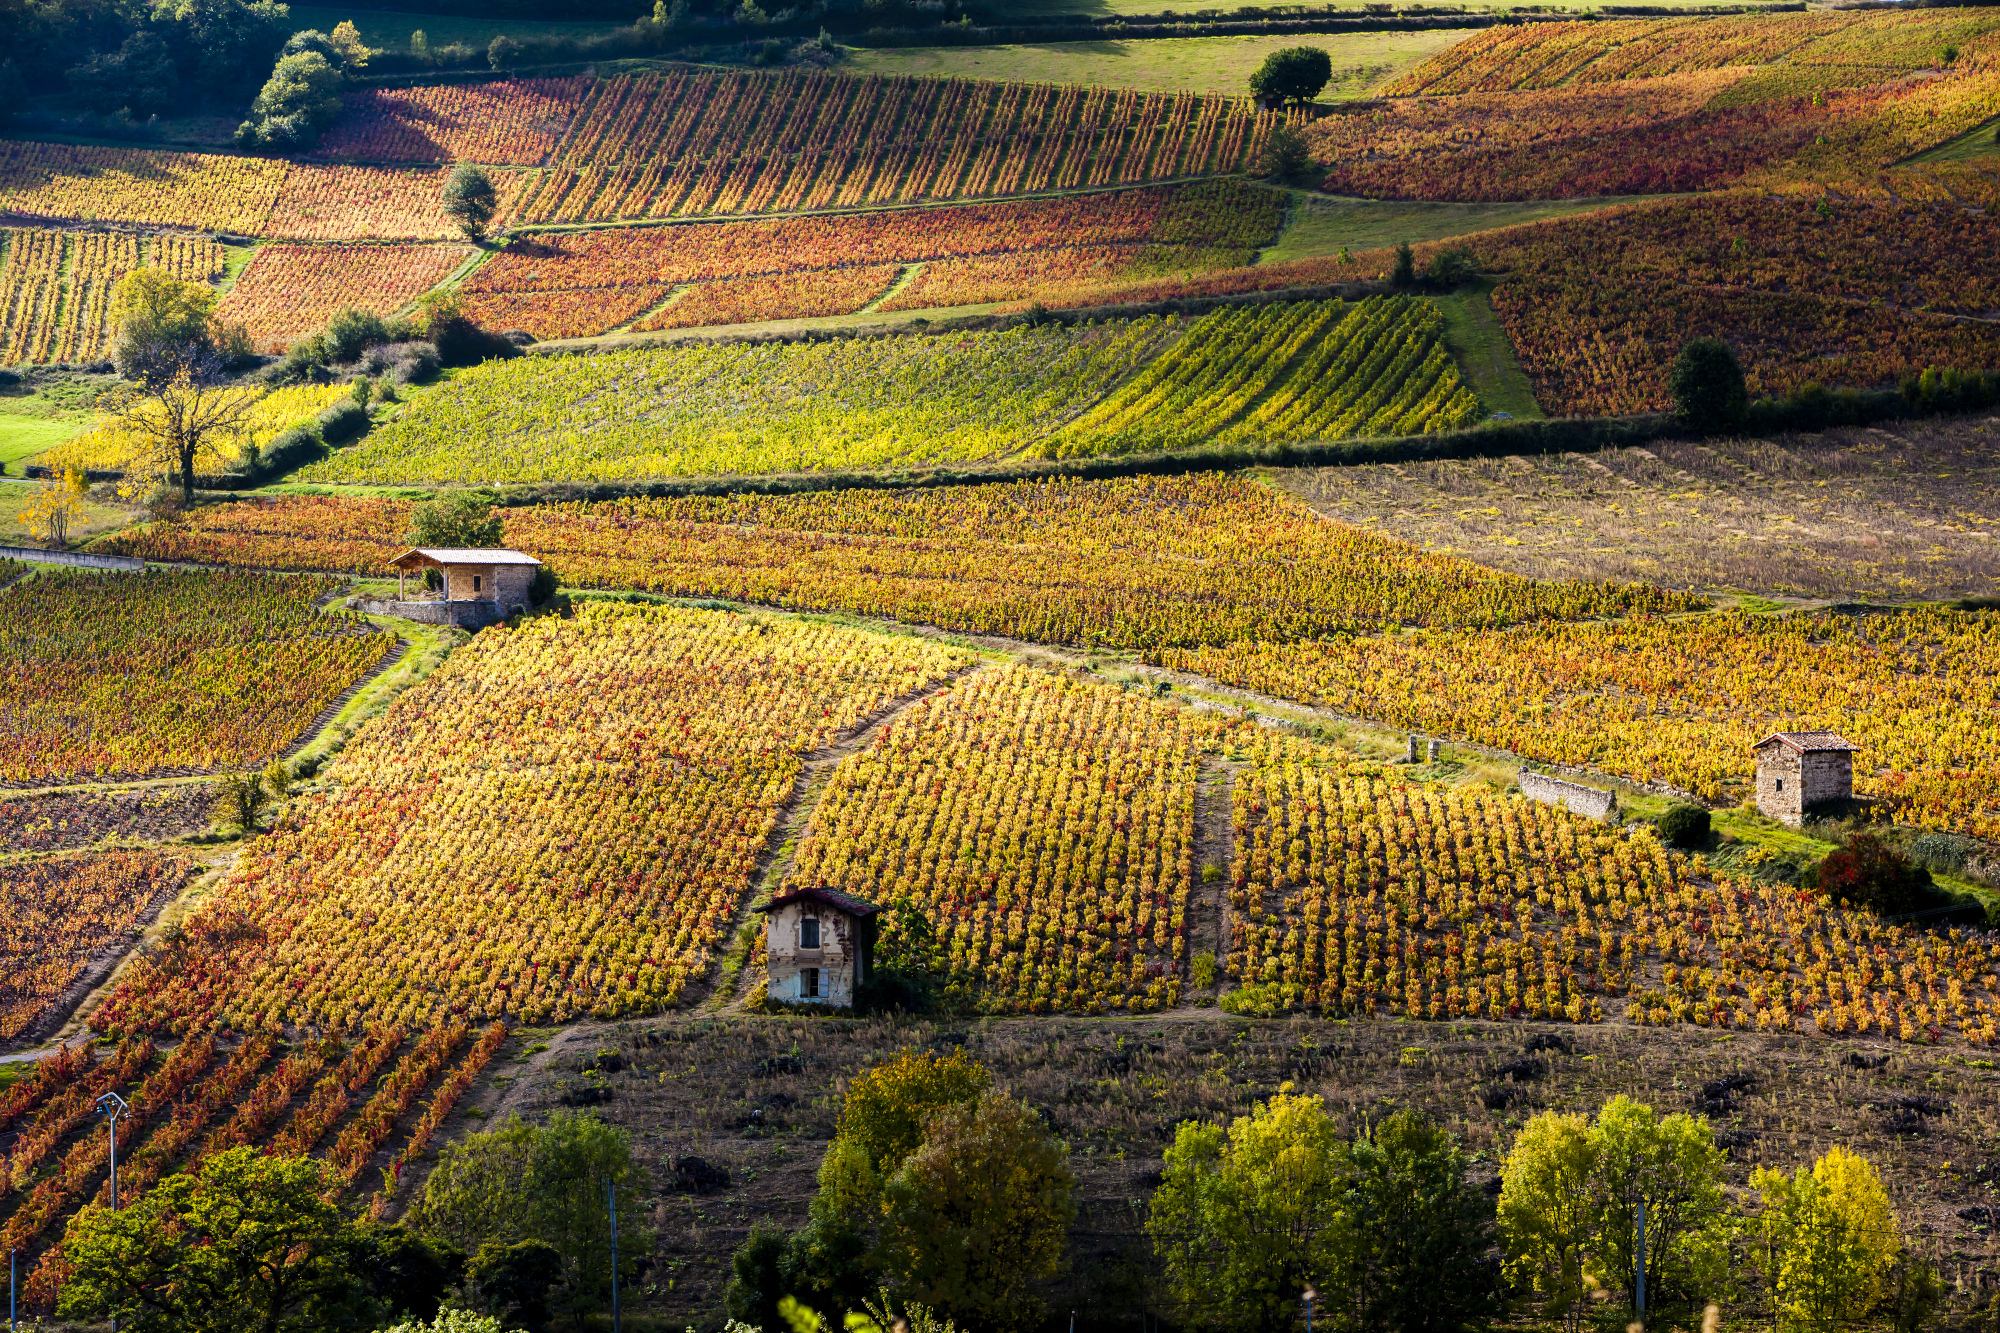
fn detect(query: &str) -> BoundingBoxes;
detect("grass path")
[1430,278,1543,421]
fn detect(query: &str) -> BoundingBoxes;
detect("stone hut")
[367,548,543,628]
[756,886,879,1008]
[1752,731,1858,826]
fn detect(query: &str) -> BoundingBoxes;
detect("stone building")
[1752,731,1858,826]
[756,886,880,1008]
[361,548,544,628]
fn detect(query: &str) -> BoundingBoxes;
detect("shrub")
[1657,803,1711,849]
[1391,242,1416,289]
[1423,246,1479,288]
[323,308,391,364]
[1668,338,1748,432]
[1817,833,1938,920]
[316,399,370,444]
[1260,122,1313,180]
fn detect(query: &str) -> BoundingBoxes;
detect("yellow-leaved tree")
[1752,1146,1901,1332]
[19,466,88,547]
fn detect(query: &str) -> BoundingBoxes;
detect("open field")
[0,481,136,545]
[843,31,1470,96]
[1271,416,2000,599]
[215,242,475,350]
[0,568,395,787]
[0,416,86,475]
[1259,194,1646,263]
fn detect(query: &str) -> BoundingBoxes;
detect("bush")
[1391,241,1416,289]
[1259,122,1313,180]
[1817,833,1941,920]
[1423,246,1479,288]
[316,399,371,443]
[323,308,391,364]
[1657,803,1711,849]
[1668,337,1748,432]
[392,342,442,385]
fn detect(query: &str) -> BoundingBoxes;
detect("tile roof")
[1753,731,1859,753]
[390,548,543,567]
[754,886,882,917]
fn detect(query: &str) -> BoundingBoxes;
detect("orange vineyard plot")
[789,666,1213,1014]
[264,163,513,241]
[633,264,902,331]
[0,569,395,786]
[90,604,972,1035]
[96,479,1696,649]
[2,230,224,366]
[312,76,591,165]
[216,241,475,350]
[460,179,1280,338]
[1163,606,2000,842]
[0,142,283,233]
[0,851,196,1041]
[515,69,1280,223]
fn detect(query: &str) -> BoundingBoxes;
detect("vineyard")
[1431,195,2000,413]
[513,69,1284,225]
[788,666,1210,1013]
[215,242,476,350]
[1,229,225,366]
[1226,731,2000,1043]
[94,478,1695,647]
[1,850,195,1041]
[262,164,511,242]
[42,382,354,471]
[0,142,285,234]
[0,569,394,785]
[1161,606,2000,841]
[455,179,1284,340]
[312,76,592,165]
[0,786,216,856]
[91,604,970,1035]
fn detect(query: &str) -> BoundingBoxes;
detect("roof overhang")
[1752,732,1860,754]
[754,886,882,918]
[389,548,544,571]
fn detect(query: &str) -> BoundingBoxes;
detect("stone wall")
[0,544,144,572]
[347,596,510,629]
[1517,769,1618,821]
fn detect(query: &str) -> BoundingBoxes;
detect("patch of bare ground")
[1271,416,2000,600]
[463,1013,2000,1328]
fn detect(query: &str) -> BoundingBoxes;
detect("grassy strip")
[1430,278,1543,422]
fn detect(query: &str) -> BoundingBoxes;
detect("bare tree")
[117,347,255,503]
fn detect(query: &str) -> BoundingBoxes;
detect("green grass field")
[844,30,1468,96]
[1906,115,2000,163]
[289,7,627,54]
[1430,279,1543,422]
[0,413,88,477]
[1263,196,1651,262]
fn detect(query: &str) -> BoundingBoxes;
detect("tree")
[68,31,182,116]
[1667,337,1748,433]
[1338,1110,1498,1333]
[117,349,255,502]
[1751,1147,1900,1331]
[1817,833,1935,919]
[1260,122,1312,180]
[1422,247,1478,289]
[408,491,505,549]
[877,1091,1076,1332]
[382,1313,516,1333]
[236,49,344,150]
[407,1111,646,1328]
[1591,1096,1732,1319]
[1148,1092,1351,1333]
[468,1240,564,1333]
[1498,1112,1600,1333]
[111,267,220,385]
[488,34,521,70]
[837,1047,991,1177]
[60,1147,354,1333]
[1391,242,1416,289]
[20,466,87,548]
[443,165,502,242]
[328,20,369,68]
[1248,46,1333,107]
[726,1215,877,1333]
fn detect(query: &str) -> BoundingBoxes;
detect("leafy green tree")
[1422,247,1479,289]
[1751,1147,1901,1332]
[488,34,521,69]
[1497,1111,1600,1333]
[1592,1096,1732,1318]
[236,49,344,150]
[67,31,181,115]
[110,267,220,385]
[468,1239,564,1333]
[408,491,506,549]
[878,1091,1076,1333]
[155,0,291,94]
[1148,1092,1351,1333]
[408,1112,646,1328]
[1248,45,1333,107]
[1338,1110,1498,1333]
[59,1147,355,1333]
[1667,337,1748,432]
[726,1215,877,1333]
[1391,242,1416,289]
[837,1047,992,1179]
[443,165,502,243]
[1260,122,1312,180]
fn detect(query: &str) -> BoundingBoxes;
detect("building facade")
[1752,731,1858,826]
[757,886,879,1008]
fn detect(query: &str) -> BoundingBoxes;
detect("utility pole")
[95,1091,130,1210]
[1302,1284,1317,1333]
[607,1179,620,1333]
[1635,1201,1647,1330]
[10,1247,17,1333]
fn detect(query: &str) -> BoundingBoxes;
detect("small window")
[473,575,482,592]
[1775,778,1784,792]
[801,916,820,949]
[803,967,820,999]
